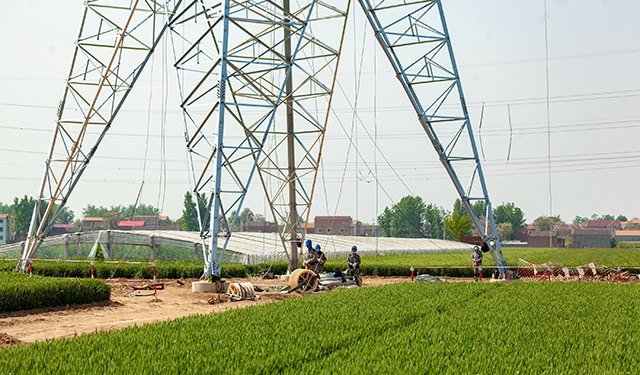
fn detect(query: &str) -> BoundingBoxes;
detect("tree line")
[376,195,636,241]
[1,191,635,240]
[376,196,525,241]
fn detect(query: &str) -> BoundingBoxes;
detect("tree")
[177,192,199,231]
[452,198,485,220]
[453,199,466,218]
[533,215,561,232]
[0,202,11,215]
[94,243,105,260]
[228,208,255,231]
[444,212,471,241]
[591,213,615,221]
[54,205,75,224]
[377,195,439,238]
[493,202,525,231]
[452,198,486,237]
[616,215,628,222]
[496,222,513,241]
[121,203,160,219]
[471,215,487,237]
[83,203,160,220]
[573,216,588,225]
[378,207,392,237]
[11,196,48,238]
[392,196,427,238]
[196,194,210,230]
[83,204,109,218]
[472,200,486,219]
[103,211,121,230]
[423,203,446,239]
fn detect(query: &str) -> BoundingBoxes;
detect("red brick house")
[314,216,351,235]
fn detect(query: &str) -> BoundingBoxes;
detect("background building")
[314,216,351,235]
[0,214,15,244]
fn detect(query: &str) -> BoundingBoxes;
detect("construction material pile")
[517,258,640,282]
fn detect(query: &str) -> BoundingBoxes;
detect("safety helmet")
[474,245,479,251]
[305,239,312,246]
[315,244,321,250]
[351,245,357,251]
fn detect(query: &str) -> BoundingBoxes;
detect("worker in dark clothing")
[313,244,327,274]
[304,238,313,252]
[472,245,483,282]
[347,245,362,286]
[303,239,320,273]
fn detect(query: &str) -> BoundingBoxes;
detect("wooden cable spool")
[288,269,319,292]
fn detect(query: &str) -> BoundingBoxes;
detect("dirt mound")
[0,333,22,348]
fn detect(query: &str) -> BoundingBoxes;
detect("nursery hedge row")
[0,272,111,313]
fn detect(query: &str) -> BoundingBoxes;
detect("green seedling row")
[0,272,111,313]
[1,282,639,374]
[2,248,638,280]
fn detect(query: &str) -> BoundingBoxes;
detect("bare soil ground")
[0,276,410,347]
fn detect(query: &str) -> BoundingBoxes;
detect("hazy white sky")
[1,0,639,225]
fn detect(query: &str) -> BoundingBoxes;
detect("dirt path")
[0,276,410,347]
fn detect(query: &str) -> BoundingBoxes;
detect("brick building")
[571,228,612,248]
[615,230,640,243]
[134,215,170,227]
[301,222,315,235]
[117,221,145,231]
[586,220,621,230]
[82,217,104,231]
[51,223,78,235]
[244,220,278,233]
[314,216,352,235]
[527,231,564,248]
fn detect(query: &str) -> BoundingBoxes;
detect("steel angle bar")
[358,0,506,273]
[18,1,182,272]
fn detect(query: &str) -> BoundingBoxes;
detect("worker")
[314,244,327,274]
[472,245,483,282]
[347,245,362,286]
[303,239,320,273]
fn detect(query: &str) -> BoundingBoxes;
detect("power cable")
[329,74,415,196]
[3,87,639,113]
[327,6,367,245]
[544,0,554,252]
[478,102,486,161]
[507,104,513,162]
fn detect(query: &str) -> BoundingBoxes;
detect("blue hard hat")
[351,245,357,251]
[315,244,321,250]
[305,239,312,246]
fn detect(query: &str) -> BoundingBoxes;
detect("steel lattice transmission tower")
[168,0,349,276]
[358,0,506,271]
[19,0,506,277]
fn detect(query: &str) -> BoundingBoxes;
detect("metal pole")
[284,0,298,272]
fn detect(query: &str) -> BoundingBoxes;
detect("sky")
[0,0,639,226]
